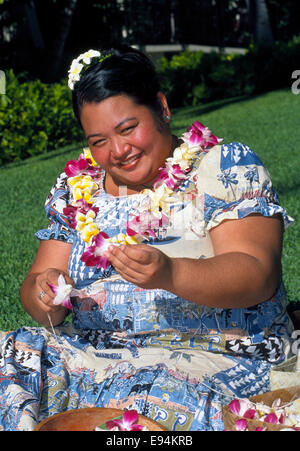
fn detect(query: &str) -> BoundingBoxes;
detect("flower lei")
[63,121,222,270]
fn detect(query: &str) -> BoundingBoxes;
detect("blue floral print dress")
[0,138,295,431]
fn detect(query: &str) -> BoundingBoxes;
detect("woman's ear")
[157,92,171,122]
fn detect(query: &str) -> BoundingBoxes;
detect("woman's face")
[80,94,172,190]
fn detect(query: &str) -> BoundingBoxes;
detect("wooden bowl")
[35,408,167,431]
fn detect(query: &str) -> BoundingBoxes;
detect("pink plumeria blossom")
[263,413,279,424]
[234,419,248,431]
[228,399,254,417]
[243,409,257,419]
[47,274,74,310]
[81,231,111,269]
[184,121,223,150]
[153,162,187,190]
[64,154,98,177]
[106,410,145,431]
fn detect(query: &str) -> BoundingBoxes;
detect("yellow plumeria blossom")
[83,147,98,167]
[75,210,99,244]
[80,223,99,244]
[108,233,142,247]
[68,175,98,204]
[143,184,174,216]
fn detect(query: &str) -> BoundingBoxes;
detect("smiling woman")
[80,95,174,194]
[1,46,295,431]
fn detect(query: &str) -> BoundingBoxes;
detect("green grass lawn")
[0,88,299,331]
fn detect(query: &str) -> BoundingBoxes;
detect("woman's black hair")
[72,46,163,128]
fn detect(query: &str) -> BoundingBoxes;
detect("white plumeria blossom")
[68,49,101,90]
[78,49,101,64]
[68,60,84,89]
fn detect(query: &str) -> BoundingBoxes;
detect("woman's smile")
[118,152,143,169]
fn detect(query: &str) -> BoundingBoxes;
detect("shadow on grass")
[173,94,252,119]
[1,142,84,170]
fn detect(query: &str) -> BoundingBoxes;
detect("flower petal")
[228,399,241,415]
[244,409,257,419]
[122,409,139,425]
[264,413,278,424]
[235,419,248,431]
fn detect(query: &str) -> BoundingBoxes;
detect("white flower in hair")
[68,59,84,90]
[68,49,103,90]
[78,49,101,64]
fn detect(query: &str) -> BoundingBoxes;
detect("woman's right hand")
[34,268,74,314]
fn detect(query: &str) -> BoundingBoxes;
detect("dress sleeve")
[35,171,76,243]
[195,142,294,232]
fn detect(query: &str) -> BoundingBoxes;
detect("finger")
[106,245,147,274]
[36,291,58,313]
[114,244,153,265]
[104,249,146,283]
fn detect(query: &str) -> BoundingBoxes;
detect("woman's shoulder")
[200,141,265,170]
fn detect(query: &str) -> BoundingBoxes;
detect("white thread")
[47,313,57,338]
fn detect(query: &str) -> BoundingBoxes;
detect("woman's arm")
[20,240,73,326]
[104,214,284,309]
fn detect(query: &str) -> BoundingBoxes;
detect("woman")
[3,46,294,430]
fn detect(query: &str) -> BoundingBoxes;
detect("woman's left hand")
[104,244,173,290]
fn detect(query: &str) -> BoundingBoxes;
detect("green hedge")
[0,71,83,165]
[157,35,300,107]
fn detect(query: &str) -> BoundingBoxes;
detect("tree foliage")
[0,0,300,83]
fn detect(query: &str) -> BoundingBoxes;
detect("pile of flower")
[227,397,300,431]
[94,410,149,431]
[62,122,222,270]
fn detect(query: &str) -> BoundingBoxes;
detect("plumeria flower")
[228,398,257,419]
[68,60,84,90]
[64,154,99,178]
[126,210,168,239]
[145,184,174,215]
[80,222,100,244]
[153,162,187,189]
[183,121,223,149]
[234,419,248,431]
[67,175,99,204]
[106,410,146,431]
[169,143,199,170]
[109,232,142,246]
[83,147,98,166]
[47,274,74,310]
[78,49,101,65]
[263,413,279,424]
[63,199,99,230]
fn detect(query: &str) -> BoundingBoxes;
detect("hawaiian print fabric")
[0,140,295,430]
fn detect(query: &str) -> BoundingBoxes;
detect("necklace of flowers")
[62,121,222,270]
